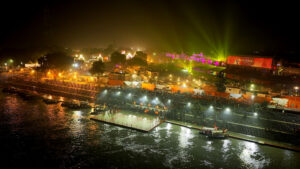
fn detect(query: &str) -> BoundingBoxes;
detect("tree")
[215,77,227,92]
[38,52,73,71]
[103,44,115,56]
[110,51,126,64]
[128,57,147,67]
[90,60,105,75]
[134,51,147,60]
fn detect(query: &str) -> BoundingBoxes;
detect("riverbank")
[166,120,300,152]
[1,81,96,102]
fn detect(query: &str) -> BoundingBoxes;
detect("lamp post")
[295,86,299,96]
[251,95,255,113]
[214,107,222,123]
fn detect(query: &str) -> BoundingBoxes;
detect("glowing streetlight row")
[101,90,262,116]
[103,91,174,105]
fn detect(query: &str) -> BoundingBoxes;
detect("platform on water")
[90,110,163,132]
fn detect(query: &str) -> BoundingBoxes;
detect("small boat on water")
[90,105,106,115]
[42,95,59,104]
[61,100,81,109]
[61,100,91,109]
[2,87,18,93]
[17,91,39,100]
[79,101,92,109]
[199,126,228,139]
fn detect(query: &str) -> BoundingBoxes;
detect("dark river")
[0,92,299,169]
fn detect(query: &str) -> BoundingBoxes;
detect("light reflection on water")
[222,139,231,153]
[0,93,300,169]
[239,141,270,169]
[166,123,172,138]
[179,127,194,149]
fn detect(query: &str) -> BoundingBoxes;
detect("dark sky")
[1,0,299,56]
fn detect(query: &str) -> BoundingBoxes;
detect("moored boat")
[90,105,106,115]
[42,95,59,104]
[62,100,92,109]
[2,87,18,93]
[79,101,92,109]
[61,100,81,109]
[199,126,228,139]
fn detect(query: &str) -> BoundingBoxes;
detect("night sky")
[1,0,299,57]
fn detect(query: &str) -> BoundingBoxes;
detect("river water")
[0,92,299,169]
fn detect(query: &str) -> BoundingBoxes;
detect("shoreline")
[1,84,299,152]
[166,120,300,152]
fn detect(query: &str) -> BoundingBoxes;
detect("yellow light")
[20,68,24,71]
[58,73,62,77]
[9,70,12,73]
[79,54,85,60]
[47,71,51,75]
[31,70,35,74]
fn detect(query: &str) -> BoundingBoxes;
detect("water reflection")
[0,94,299,169]
[70,110,83,136]
[179,127,194,148]
[202,140,215,152]
[222,139,231,153]
[239,141,270,169]
[166,123,172,138]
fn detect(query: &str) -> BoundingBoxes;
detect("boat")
[79,101,92,109]
[199,126,228,139]
[208,130,228,139]
[90,105,106,115]
[42,95,59,104]
[61,100,80,109]
[61,100,91,109]
[2,87,18,93]
[16,91,39,100]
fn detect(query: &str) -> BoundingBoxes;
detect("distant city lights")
[73,63,79,68]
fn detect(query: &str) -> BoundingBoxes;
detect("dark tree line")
[38,52,73,71]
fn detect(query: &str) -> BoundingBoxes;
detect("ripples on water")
[0,93,299,169]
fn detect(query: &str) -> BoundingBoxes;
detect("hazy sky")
[1,0,299,55]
